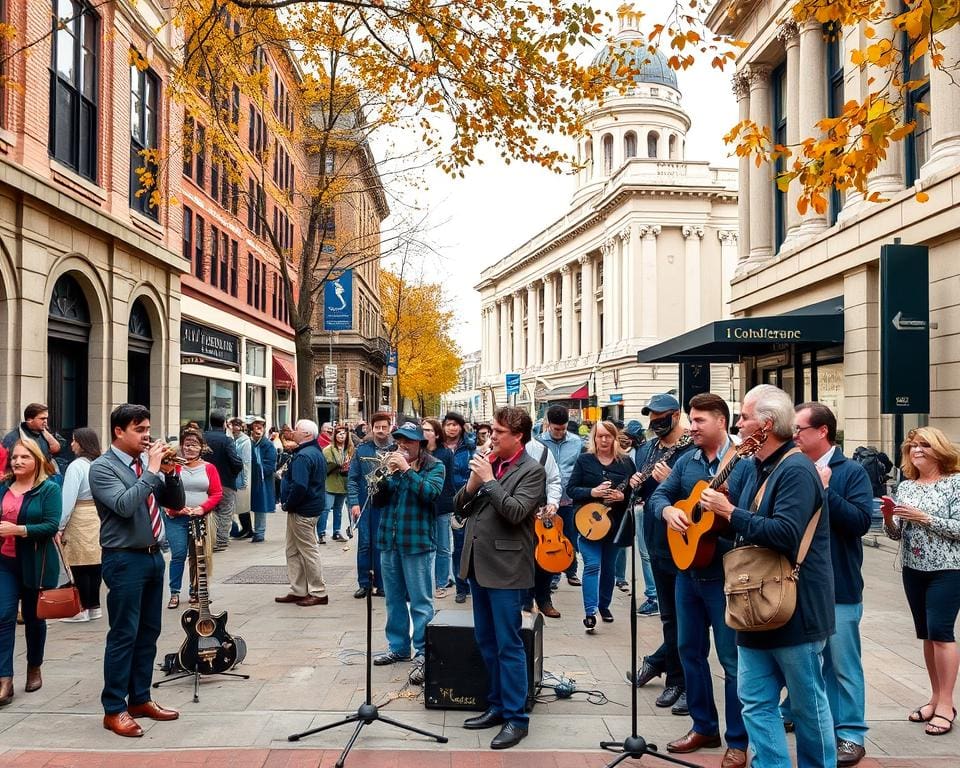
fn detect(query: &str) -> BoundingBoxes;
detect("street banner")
[323,364,338,398]
[505,373,520,396]
[323,270,353,331]
[880,243,929,414]
[387,348,398,376]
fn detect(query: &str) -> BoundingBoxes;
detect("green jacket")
[0,479,62,589]
[322,444,352,495]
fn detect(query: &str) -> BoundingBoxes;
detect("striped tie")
[132,457,163,542]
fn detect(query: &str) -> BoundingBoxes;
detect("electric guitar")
[177,516,242,675]
[535,512,575,573]
[666,429,768,571]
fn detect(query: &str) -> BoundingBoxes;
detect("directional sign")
[505,373,520,396]
[880,244,929,414]
[891,311,927,331]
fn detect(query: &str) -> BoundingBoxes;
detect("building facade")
[476,11,739,423]
[0,0,184,442]
[440,350,483,422]
[693,0,960,452]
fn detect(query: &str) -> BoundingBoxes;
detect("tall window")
[772,63,788,252]
[182,207,193,262]
[602,133,613,173]
[826,26,844,224]
[230,240,238,297]
[646,131,659,159]
[624,132,637,159]
[905,46,930,184]
[668,134,678,159]
[49,0,100,180]
[130,60,160,218]
[194,215,205,280]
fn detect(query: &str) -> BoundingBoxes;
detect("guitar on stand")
[154,515,248,703]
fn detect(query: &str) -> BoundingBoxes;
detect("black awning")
[636,297,844,364]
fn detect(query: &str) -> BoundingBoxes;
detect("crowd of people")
[0,394,957,764]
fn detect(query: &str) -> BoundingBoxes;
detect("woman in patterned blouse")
[883,427,960,736]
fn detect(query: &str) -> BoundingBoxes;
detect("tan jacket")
[454,450,546,590]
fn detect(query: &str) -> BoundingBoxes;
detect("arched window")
[584,140,593,175]
[48,274,91,443]
[624,131,637,159]
[668,134,678,159]
[128,298,154,408]
[602,133,614,173]
[647,130,659,159]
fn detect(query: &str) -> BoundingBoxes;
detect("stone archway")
[47,274,91,443]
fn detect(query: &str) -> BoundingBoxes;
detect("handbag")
[36,538,83,620]
[722,448,821,632]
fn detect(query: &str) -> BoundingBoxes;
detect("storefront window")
[275,388,290,429]
[180,373,207,429]
[246,341,266,377]
[210,378,237,416]
[246,383,265,418]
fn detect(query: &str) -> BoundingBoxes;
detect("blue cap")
[392,422,426,442]
[625,419,644,438]
[641,393,681,415]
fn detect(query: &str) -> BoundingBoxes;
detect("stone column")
[607,237,622,341]
[682,225,704,330]
[718,231,739,317]
[579,254,594,355]
[498,298,510,374]
[923,23,960,178]
[526,281,540,367]
[512,290,524,370]
[747,65,773,263]
[638,224,660,339]
[777,19,802,243]
[560,264,574,359]
[732,72,751,266]
[601,240,615,349]
[798,20,828,236]
[838,24,864,219]
[480,306,489,376]
[843,264,882,447]
[867,0,905,197]
[619,225,634,341]
[543,274,557,363]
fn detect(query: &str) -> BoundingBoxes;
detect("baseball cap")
[641,393,681,415]
[392,422,426,442]
[624,419,644,438]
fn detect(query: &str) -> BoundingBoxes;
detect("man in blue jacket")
[276,419,328,607]
[791,402,872,767]
[701,385,835,768]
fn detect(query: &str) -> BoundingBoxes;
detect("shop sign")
[323,364,338,398]
[505,373,521,396]
[880,243,929,414]
[181,320,239,365]
[608,394,623,403]
[323,270,353,331]
[387,348,398,376]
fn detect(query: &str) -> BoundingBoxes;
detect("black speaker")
[424,609,543,711]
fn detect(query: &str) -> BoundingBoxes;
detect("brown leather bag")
[723,448,820,632]
[36,538,82,620]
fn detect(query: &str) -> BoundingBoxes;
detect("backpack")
[851,446,894,497]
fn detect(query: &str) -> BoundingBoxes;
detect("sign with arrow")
[880,244,929,414]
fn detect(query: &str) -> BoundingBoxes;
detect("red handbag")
[36,538,82,620]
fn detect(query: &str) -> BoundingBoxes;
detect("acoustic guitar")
[666,429,768,571]
[535,512,575,573]
[177,516,242,675]
[576,475,631,541]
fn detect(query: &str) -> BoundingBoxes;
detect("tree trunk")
[295,329,316,421]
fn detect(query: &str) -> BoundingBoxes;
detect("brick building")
[0,0,185,441]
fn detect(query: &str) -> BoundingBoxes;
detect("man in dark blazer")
[454,406,546,750]
[90,403,185,737]
[204,409,243,550]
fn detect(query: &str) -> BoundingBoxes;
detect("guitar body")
[535,515,575,573]
[575,502,613,541]
[667,479,730,570]
[177,608,240,675]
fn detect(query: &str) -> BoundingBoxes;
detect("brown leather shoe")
[103,712,144,737]
[0,677,13,706]
[666,730,722,754]
[127,700,180,721]
[275,593,305,603]
[24,665,42,693]
[296,595,329,606]
[540,602,561,618]
[721,747,748,768]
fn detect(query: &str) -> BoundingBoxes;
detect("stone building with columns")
[676,0,960,454]
[475,12,739,423]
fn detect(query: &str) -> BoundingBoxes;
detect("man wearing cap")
[371,422,445,686]
[248,417,277,543]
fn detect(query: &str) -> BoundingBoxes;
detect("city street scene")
[0,0,958,767]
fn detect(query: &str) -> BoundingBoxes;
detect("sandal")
[909,703,936,723]
[167,594,179,609]
[925,711,956,736]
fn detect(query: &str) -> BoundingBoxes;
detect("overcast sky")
[379,1,738,355]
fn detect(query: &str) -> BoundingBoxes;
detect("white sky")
[379,1,738,355]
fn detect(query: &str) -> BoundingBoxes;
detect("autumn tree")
[380,265,460,417]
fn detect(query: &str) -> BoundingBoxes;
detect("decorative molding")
[682,225,704,239]
[775,18,800,44]
[718,230,739,244]
[731,71,751,100]
[638,224,662,239]
[512,289,524,299]
[602,237,617,256]
[526,280,540,292]
[577,253,592,266]
[619,225,632,243]
[746,64,771,87]
[560,263,572,275]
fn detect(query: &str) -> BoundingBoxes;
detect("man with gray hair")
[700,384,836,768]
[276,419,329,606]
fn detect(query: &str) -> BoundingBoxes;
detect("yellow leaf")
[916,191,930,203]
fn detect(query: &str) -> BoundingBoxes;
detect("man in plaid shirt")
[371,422,446,684]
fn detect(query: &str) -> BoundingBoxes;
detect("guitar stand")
[288,568,447,767]
[153,667,250,704]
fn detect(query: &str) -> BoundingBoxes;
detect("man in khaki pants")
[275,419,328,607]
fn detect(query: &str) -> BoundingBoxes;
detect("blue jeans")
[356,505,383,590]
[319,492,346,538]
[613,535,657,600]
[579,536,618,616]
[165,514,191,594]
[739,640,836,768]
[452,526,469,596]
[101,548,165,714]
[557,504,578,577]
[823,603,867,744]
[253,511,270,540]
[470,580,528,728]
[434,515,452,589]
[676,572,747,749]
[380,548,435,657]
[0,555,45,678]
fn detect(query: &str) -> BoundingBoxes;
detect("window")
[246,254,254,304]
[624,132,637,159]
[245,384,266,418]
[826,26,844,224]
[905,43,930,184]
[182,207,192,262]
[321,206,336,234]
[602,133,613,173]
[772,63,788,252]
[646,131,659,159]
[669,134,678,159]
[195,123,206,187]
[324,149,336,176]
[230,240,238,297]
[248,105,265,158]
[219,231,229,292]
[182,114,194,177]
[246,341,266,376]
[49,0,100,180]
[210,226,219,287]
[584,140,593,175]
[194,215,205,279]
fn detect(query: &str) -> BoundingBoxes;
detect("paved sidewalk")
[0,519,954,764]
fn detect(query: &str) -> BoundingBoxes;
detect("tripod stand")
[600,501,702,768]
[153,664,249,703]
[288,569,448,766]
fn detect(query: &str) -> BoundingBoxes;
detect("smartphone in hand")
[881,495,895,517]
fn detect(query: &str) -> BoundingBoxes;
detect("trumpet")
[360,449,405,488]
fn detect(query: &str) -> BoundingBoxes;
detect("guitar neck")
[191,520,212,620]
[710,451,742,490]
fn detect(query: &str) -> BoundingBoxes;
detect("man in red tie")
[90,404,185,737]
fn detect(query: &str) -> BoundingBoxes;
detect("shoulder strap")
[41,536,75,587]
[537,444,548,467]
[715,441,737,478]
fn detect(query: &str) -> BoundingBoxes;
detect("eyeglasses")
[793,425,817,434]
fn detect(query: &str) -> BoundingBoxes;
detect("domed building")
[474,9,740,422]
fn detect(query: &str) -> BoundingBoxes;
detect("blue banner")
[323,270,353,331]
[387,348,398,376]
[505,373,520,396]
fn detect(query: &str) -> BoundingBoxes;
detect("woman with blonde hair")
[0,439,62,704]
[567,421,635,632]
[883,426,960,736]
